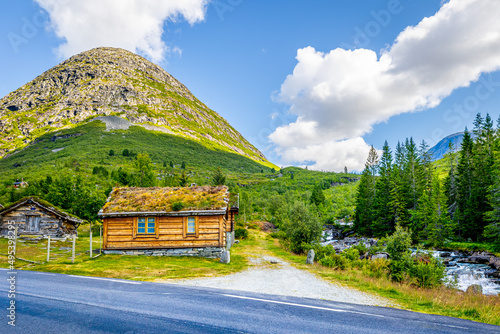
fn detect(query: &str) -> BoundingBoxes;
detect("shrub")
[367,258,390,279]
[318,254,347,270]
[270,230,286,239]
[385,224,412,261]
[234,227,248,239]
[281,201,323,254]
[172,201,184,211]
[342,247,360,261]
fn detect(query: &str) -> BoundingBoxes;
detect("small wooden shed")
[0,197,82,237]
[98,186,238,257]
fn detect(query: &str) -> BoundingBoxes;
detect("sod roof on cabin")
[0,197,83,223]
[100,186,230,214]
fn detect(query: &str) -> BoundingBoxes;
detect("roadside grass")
[0,225,249,281]
[256,231,500,326]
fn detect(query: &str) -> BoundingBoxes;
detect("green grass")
[442,241,500,255]
[0,120,274,184]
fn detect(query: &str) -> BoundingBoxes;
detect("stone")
[371,252,389,260]
[306,249,315,264]
[467,255,490,264]
[490,257,500,270]
[220,250,230,264]
[466,284,483,294]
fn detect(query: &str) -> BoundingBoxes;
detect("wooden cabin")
[98,186,239,258]
[0,197,82,238]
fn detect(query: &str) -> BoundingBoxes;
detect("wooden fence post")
[89,222,93,259]
[47,235,51,262]
[13,225,18,258]
[71,234,76,263]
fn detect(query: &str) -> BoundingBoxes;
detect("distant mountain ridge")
[428,132,465,161]
[0,47,272,167]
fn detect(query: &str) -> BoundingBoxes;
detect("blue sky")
[1,0,500,171]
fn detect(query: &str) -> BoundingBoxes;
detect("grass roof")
[101,186,230,214]
[0,197,83,223]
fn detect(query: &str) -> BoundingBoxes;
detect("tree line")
[354,113,500,249]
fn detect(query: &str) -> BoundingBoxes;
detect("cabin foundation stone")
[103,247,225,258]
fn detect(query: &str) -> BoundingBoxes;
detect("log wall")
[0,204,77,237]
[104,215,227,250]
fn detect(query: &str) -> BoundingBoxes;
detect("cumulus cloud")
[271,0,500,171]
[35,0,209,62]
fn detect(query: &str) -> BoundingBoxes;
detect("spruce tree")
[353,146,379,235]
[372,141,395,236]
[455,128,474,240]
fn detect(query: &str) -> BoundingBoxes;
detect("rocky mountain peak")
[0,47,268,165]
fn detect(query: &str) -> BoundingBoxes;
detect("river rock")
[371,252,389,260]
[466,284,483,294]
[306,249,315,264]
[468,255,490,264]
[490,257,500,270]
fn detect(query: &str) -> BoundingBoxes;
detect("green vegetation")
[353,113,500,248]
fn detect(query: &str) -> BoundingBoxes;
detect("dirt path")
[166,254,394,307]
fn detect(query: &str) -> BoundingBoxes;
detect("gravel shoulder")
[164,255,395,307]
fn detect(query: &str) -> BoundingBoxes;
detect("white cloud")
[271,0,500,171]
[277,137,374,172]
[35,0,209,62]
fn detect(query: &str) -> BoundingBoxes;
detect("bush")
[385,224,412,261]
[281,201,323,254]
[318,254,348,270]
[235,227,248,239]
[342,247,360,261]
[367,258,390,279]
[385,226,445,287]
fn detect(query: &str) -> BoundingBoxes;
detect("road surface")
[1,269,499,333]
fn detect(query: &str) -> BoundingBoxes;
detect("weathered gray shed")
[0,197,82,237]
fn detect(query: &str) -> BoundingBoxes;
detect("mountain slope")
[0,47,271,167]
[428,132,465,161]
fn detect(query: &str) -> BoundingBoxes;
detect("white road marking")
[222,294,386,318]
[222,294,471,330]
[34,272,56,276]
[69,275,142,284]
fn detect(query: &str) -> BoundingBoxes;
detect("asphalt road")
[1,268,499,333]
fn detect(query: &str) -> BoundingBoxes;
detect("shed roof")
[99,186,230,216]
[0,197,83,224]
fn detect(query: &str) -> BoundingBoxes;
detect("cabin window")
[135,217,157,237]
[183,216,199,238]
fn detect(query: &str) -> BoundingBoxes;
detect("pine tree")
[455,128,475,240]
[211,167,226,186]
[310,184,326,207]
[372,141,394,236]
[443,142,458,220]
[390,142,411,228]
[353,146,379,235]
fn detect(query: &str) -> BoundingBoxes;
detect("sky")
[1,0,500,172]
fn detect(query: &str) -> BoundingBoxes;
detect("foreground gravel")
[167,256,395,307]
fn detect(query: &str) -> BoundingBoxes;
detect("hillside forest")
[354,113,500,251]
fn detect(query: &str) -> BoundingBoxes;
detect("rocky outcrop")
[0,47,269,166]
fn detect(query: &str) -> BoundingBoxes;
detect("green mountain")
[0,47,273,168]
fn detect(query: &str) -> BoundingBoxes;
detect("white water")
[431,251,500,296]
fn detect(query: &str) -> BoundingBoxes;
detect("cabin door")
[26,215,41,232]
